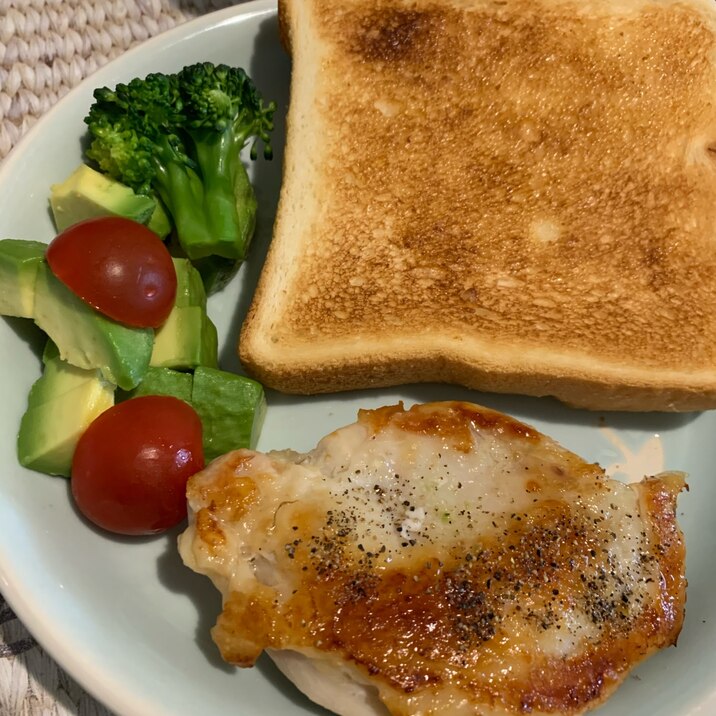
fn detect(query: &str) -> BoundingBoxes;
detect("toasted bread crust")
[241,0,716,411]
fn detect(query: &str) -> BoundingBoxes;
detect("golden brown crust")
[245,0,716,411]
[357,401,540,447]
[241,346,716,410]
[183,402,687,715]
[277,0,292,52]
[637,473,688,641]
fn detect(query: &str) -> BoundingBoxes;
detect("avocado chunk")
[50,164,157,232]
[150,258,215,369]
[172,258,207,309]
[33,262,153,390]
[42,339,60,364]
[191,366,266,461]
[30,345,97,405]
[17,355,114,477]
[0,239,47,318]
[120,366,193,403]
[150,307,218,370]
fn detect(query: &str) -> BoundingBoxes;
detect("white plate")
[0,2,714,714]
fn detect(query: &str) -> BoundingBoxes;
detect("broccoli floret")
[84,63,275,266]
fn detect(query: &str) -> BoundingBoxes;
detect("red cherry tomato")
[46,216,177,328]
[71,396,204,536]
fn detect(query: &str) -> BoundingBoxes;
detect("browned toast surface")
[241,0,716,410]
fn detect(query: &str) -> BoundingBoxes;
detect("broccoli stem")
[159,132,256,262]
[232,161,258,254]
[152,160,209,261]
[148,142,247,262]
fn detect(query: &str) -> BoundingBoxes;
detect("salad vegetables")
[85,62,276,271]
[71,396,204,536]
[0,61,273,536]
[46,217,178,328]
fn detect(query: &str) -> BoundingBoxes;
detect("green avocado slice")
[33,262,153,391]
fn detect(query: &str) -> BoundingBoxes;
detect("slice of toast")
[240,0,716,411]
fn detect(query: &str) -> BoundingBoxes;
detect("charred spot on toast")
[339,4,443,64]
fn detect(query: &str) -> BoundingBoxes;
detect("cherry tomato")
[46,216,177,328]
[71,396,204,536]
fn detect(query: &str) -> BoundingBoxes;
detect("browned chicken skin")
[179,401,686,716]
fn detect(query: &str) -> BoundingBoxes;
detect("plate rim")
[1,2,715,715]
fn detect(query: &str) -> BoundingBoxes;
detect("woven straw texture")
[0,0,242,160]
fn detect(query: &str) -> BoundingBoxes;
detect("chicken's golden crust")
[359,402,540,447]
[180,402,687,716]
[240,0,716,410]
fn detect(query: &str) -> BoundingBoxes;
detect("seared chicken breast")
[179,401,686,716]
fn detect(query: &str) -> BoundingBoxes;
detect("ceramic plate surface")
[0,2,714,714]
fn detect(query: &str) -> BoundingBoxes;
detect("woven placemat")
[0,0,242,160]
